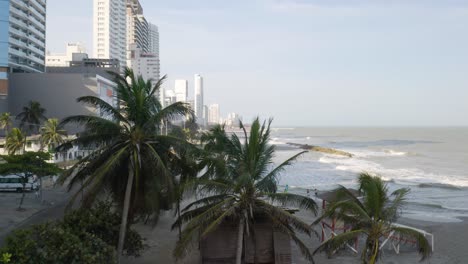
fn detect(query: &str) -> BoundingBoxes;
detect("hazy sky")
[47,0,468,126]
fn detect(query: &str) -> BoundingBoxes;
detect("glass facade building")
[0,0,9,100]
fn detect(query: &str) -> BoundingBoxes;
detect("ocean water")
[270,127,468,223]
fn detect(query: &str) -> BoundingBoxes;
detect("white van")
[0,175,39,192]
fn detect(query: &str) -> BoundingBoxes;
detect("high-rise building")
[0,0,47,112]
[194,74,203,123]
[174,80,188,103]
[127,43,160,102]
[126,0,148,53]
[208,104,220,125]
[147,23,159,84]
[93,0,127,69]
[8,0,47,73]
[148,23,159,55]
[46,43,87,67]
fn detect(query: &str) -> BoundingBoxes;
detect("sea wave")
[408,201,468,212]
[318,155,468,188]
[418,183,463,190]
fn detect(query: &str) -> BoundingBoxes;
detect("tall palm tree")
[40,118,68,151]
[0,112,12,135]
[16,101,47,135]
[173,118,318,264]
[5,128,26,155]
[312,173,432,263]
[58,68,193,263]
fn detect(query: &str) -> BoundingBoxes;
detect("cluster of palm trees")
[2,68,431,264]
[0,102,68,156]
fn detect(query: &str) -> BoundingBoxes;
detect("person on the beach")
[284,184,289,193]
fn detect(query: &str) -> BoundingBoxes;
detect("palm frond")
[390,226,432,261]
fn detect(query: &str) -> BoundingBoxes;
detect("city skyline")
[46,0,468,126]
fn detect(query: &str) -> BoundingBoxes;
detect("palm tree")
[5,128,26,155]
[58,68,193,263]
[16,101,47,135]
[312,173,432,263]
[40,118,68,151]
[0,112,12,135]
[173,118,318,263]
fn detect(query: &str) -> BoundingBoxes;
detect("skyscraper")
[93,0,127,69]
[194,74,204,124]
[7,0,47,73]
[208,104,220,125]
[148,23,159,55]
[148,23,160,83]
[1,0,47,112]
[126,0,148,53]
[174,80,188,103]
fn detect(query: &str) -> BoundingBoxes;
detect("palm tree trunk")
[236,217,245,264]
[17,181,26,211]
[39,176,43,204]
[117,164,135,264]
[177,200,182,240]
[369,240,379,264]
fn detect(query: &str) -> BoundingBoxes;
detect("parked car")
[0,175,39,192]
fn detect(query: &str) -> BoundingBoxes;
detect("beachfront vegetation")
[1,222,116,264]
[0,152,61,210]
[58,68,193,263]
[173,118,318,263]
[61,201,144,257]
[0,201,144,264]
[4,128,26,155]
[39,118,67,151]
[312,173,432,264]
[16,101,47,135]
[0,112,12,135]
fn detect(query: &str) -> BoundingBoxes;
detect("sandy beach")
[123,209,468,264]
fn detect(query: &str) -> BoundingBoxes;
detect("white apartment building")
[194,74,204,124]
[174,80,188,103]
[127,44,160,102]
[93,0,127,69]
[46,43,87,67]
[208,104,220,125]
[148,23,159,55]
[8,0,47,73]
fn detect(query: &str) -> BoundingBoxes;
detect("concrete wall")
[7,73,100,132]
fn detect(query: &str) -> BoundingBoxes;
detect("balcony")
[28,25,45,40]
[9,16,29,29]
[9,48,28,58]
[29,0,46,14]
[9,27,29,39]
[29,9,45,25]
[9,37,28,48]
[27,44,44,57]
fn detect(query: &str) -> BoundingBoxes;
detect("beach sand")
[123,209,468,264]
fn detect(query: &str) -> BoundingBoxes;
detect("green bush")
[1,223,116,264]
[0,253,12,263]
[62,201,144,257]
[0,201,145,263]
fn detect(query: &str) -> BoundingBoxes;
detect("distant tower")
[194,74,204,124]
[93,0,127,69]
[174,80,188,102]
[208,104,220,125]
[148,23,160,81]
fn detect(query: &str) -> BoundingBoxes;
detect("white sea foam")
[318,155,468,187]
